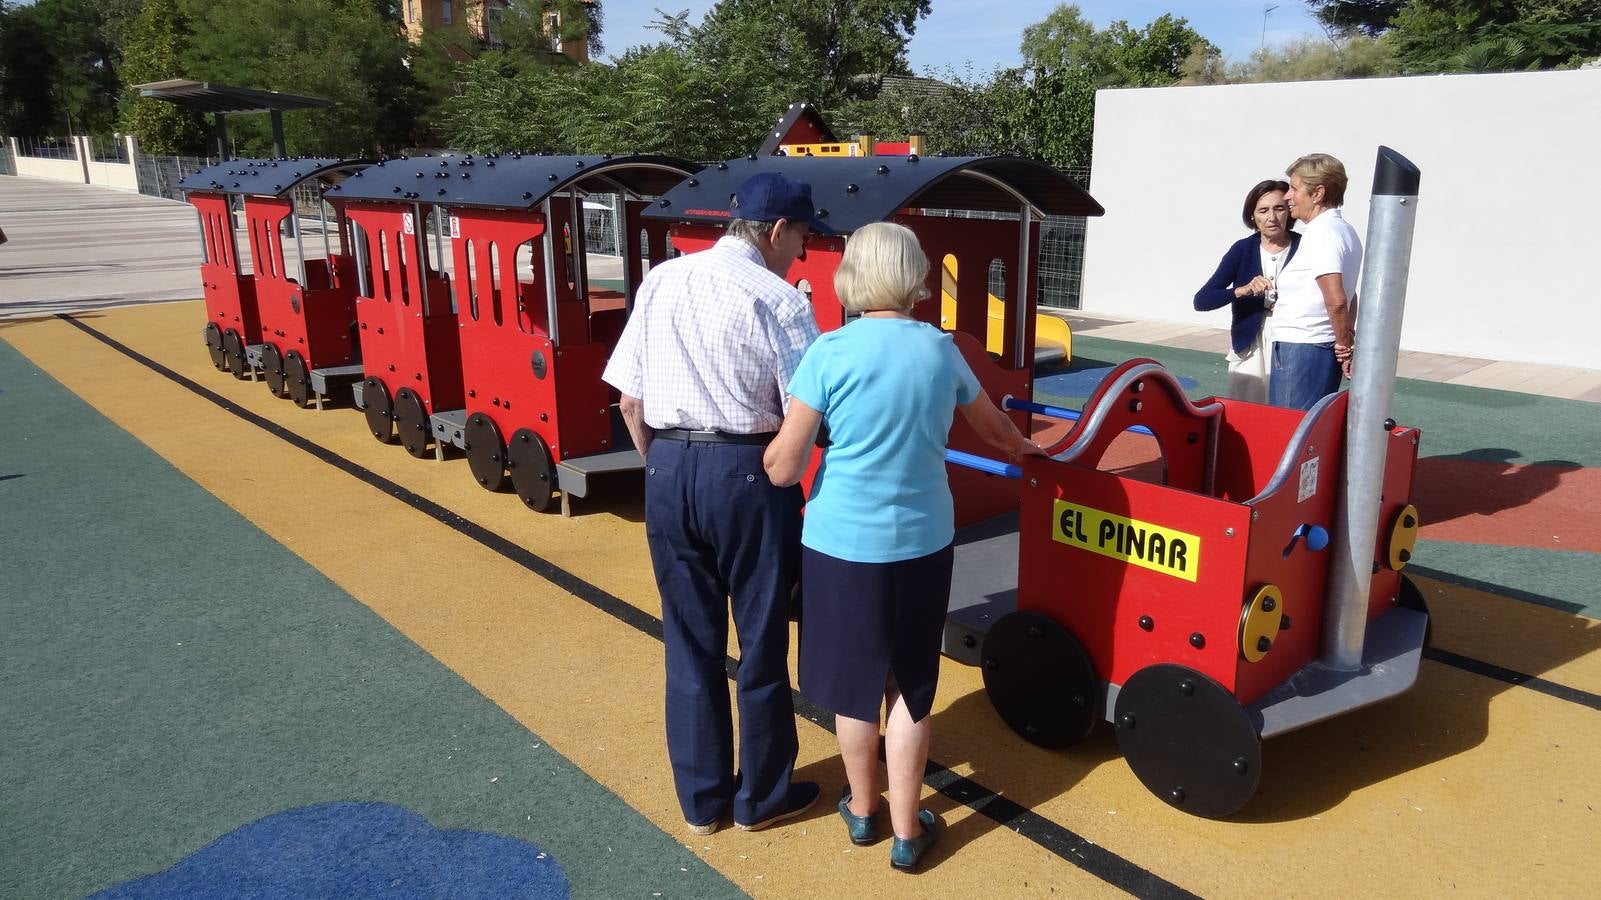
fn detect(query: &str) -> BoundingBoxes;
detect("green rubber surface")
[0,339,743,899]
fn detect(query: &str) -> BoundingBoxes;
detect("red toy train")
[178,123,1428,817]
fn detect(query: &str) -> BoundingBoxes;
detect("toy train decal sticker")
[1052,500,1199,582]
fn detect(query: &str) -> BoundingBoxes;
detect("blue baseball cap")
[731,172,833,234]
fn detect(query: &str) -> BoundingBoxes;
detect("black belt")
[654,428,776,446]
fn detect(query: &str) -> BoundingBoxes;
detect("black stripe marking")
[57,314,1198,899]
[1424,648,1601,712]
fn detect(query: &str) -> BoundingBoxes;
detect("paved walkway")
[4,173,1597,402]
[0,176,202,319]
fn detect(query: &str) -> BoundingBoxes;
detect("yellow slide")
[938,256,1071,365]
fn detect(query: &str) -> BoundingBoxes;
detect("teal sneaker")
[838,789,877,846]
[889,809,939,872]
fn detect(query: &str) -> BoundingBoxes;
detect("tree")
[1229,34,1399,82]
[0,4,59,137]
[1304,1,1407,37]
[1388,0,1601,71]
[180,0,421,155]
[1017,5,1216,87]
[1019,4,1098,72]
[23,0,140,135]
[119,0,210,154]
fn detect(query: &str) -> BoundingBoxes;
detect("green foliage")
[1305,1,1408,37]
[14,0,141,135]
[1227,34,1400,83]
[1389,0,1601,71]
[119,0,210,155]
[1017,4,1215,87]
[177,0,420,155]
[0,4,60,137]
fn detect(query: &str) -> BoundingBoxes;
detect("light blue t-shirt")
[787,317,982,563]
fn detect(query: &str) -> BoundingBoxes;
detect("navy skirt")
[797,544,954,724]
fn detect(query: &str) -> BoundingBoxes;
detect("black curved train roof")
[178,158,368,198]
[642,154,1103,234]
[325,154,698,210]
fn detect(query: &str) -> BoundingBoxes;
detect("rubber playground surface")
[2,300,1598,898]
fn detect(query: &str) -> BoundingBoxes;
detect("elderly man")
[603,172,827,835]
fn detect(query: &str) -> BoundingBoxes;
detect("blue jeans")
[644,438,803,827]
[1270,341,1342,411]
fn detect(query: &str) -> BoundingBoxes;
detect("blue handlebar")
[945,449,1021,479]
[1003,397,1153,437]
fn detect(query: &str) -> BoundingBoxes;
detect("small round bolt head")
[1179,679,1194,696]
[1138,615,1154,631]
[1232,757,1249,774]
[1257,636,1273,652]
[1169,787,1185,804]
[1189,632,1206,648]
[1119,712,1136,729]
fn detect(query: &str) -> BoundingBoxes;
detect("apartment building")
[402,0,592,62]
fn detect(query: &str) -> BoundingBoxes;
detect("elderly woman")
[1271,153,1363,410]
[1194,179,1300,403]
[763,222,1039,872]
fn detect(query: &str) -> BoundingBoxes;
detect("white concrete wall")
[84,159,139,192]
[14,154,88,184]
[1082,68,1601,370]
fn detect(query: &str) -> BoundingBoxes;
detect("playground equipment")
[645,151,1103,528]
[180,158,370,404]
[939,256,1072,364]
[944,148,1427,818]
[326,153,696,510]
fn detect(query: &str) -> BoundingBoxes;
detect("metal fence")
[14,136,77,160]
[135,154,218,202]
[88,135,129,164]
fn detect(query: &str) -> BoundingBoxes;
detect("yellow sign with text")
[1052,500,1201,582]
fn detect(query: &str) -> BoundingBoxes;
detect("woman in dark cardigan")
[1194,179,1300,403]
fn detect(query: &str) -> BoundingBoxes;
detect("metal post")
[318,197,333,288]
[413,202,430,314]
[271,110,286,159]
[294,209,308,285]
[1323,147,1422,671]
[569,190,588,301]
[1013,205,1034,370]
[540,198,560,346]
[213,113,229,161]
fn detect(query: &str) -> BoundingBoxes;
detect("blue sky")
[597,1,1325,72]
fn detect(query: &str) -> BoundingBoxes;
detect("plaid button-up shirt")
[603,236,820,433]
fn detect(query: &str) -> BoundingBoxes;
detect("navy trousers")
[643,438,803,827]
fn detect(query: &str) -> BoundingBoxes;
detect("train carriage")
[327,153,696,511]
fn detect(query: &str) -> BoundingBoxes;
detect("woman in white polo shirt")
[1271,153,1362,411]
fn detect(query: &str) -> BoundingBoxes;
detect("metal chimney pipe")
[1323,146,1422,671]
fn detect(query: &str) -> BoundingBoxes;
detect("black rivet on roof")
[846,183,858,193]
[717,163,728,171]
[658,199,670,207]
[747,154,757,161]
[233,182,240,188]
[486,160,495,167]
[438,189,447,196]
[512,151,522,159]
[603,152,613,159]
[522,191,533,200]
[273,185,281,191]
[377,160,385,167]
[776,149,787,156]
[461,173,470,179]
[908,153,920,162]
[465,153,473,159]
[270,161,279,167]
[574,160,585,167]
[392,186,402,194]
[548,174,558,182]
[877,165,889,175]
[688,178,700,187]
[816,209,829,218]
[354,171,363,177]
[415,172,424,178]
[440,160,449,167]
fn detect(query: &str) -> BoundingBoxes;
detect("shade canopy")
[325,154,699,210]
[135,80,334,115]
[178,158,370,198]
[642,154,1103,234]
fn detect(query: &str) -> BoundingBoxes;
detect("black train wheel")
[393,388,432,459]
[261,342,286,397]
[507,428,556,512]
[221,329,248,379]
[361,377,394,444]
[203,322,227,371]
[283,351,312,408]
[1114,664,1262,819]
[981,611,1101,748]
[463,412,509,492]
